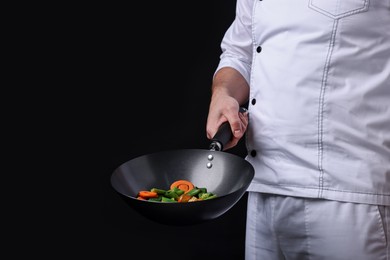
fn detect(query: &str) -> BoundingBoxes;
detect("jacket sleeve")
[215,0,254,84]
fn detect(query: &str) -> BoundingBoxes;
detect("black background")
[3,1,255,259]
[50,1,250,259]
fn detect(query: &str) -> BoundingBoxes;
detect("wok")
[111,113,255,225]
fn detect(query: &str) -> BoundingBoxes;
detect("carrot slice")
[170,180,195,193]
[178,193,192,203]
[138,191,158,198]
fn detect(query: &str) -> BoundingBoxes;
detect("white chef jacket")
[216,0,390,205]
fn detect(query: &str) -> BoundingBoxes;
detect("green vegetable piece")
[186,188,201,197]
[150,188,166,195]
[161,196,178,203]
[197,188,207,198]
[148,196,162,202]
[164,190,179,200]
[203,194,217,200]
[199,187,207,194]
[173,187,184,196]
[199,192,214,200]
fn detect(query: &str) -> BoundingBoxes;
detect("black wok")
[111,115,255,225]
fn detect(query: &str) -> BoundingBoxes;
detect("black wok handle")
[209,107,247,151]
[209,121,232,151]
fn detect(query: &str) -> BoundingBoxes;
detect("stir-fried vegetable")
[136,179,217,202]
[170,180,194,193]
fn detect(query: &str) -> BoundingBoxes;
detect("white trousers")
[245,192,389,260]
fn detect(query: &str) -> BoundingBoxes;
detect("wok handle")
[209,107,247,151]
[209,121,231,151]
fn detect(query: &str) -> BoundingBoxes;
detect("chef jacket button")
[256,46,262,53]
[250,150,257,157]
[251,98,256,105]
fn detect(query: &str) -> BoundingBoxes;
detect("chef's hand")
[206,96,249,151]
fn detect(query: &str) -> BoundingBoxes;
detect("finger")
[239,112,249,128]
[230,119,244,138]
